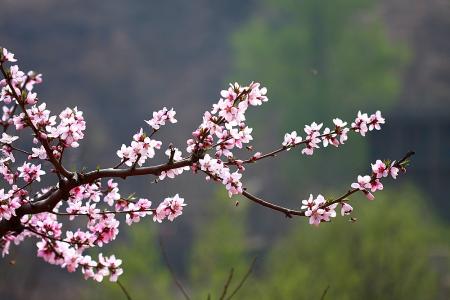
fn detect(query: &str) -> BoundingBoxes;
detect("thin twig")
[51,208,156,217]
[24,225,91,247]
[219,268,234,300]
[113,159,128,169]
[158,235,191,300]
[320,285,330,300]
[7,145,32,156]
[117,280,133,300]
[226,257,257,300]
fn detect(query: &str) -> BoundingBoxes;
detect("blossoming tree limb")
[0,47,413,282]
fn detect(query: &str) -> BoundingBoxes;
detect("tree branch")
[240,151,415,218]
[0,157,194,237]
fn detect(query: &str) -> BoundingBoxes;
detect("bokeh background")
[1,0,449,299]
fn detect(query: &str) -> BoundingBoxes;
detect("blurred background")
[1,0,449,299]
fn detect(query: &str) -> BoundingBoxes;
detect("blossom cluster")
[1,178,185,281]
[299,158,403,226]
[0,188,22,221]
[351,159,399,200]
[48,107,86,148]
[20,211,123,282]
[282,112,385,155]
[145,107,177,130]
[186,82,266,196]
[153,194,186,222]
[198,154,243,197]
[117,128,162,167]
[301,194,339,226]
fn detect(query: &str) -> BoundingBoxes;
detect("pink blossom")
[0,189,21,221]
[104,179,120,206]
[351,175,372,191]
[306,207,325,226]
[367,179,383,192]
[100,254,123,282]
[89,214,120,247]
[125,198,152,225]
[0,133,18,144]
[220,83,239,102]
[145,107,177,130]
[1,233,17,257]
[117,129,162,167]
[368,111,385,131]
[17,162,45,183]
[304,122,323,135]
[333,118,347,128]
[47,107,85,148]
[153,194,186,222]
[25,92,38,105]
[282,131,302,148]
[322,128,339,147]
[322,203,338,222]
[62,247,82,272]
[0,48,17,63]
[301,194,315,210]
[2,105,15,124]
[389,161,399,179]
[246,82,268,106]
[222,171,243,197]
[301,123,322,155]
[30,146,47,159]
[36,239,61,265]
[24,71,43,91]
[351,111,369,136]
[303,194,330,226]
[27,103,56,129]
[371,160,388,178]
[0,161,16,184]
[340,202,353,216]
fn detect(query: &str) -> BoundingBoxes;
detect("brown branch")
[241,190,305,218]
[240,151,414,218]
[0,157,194,237]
